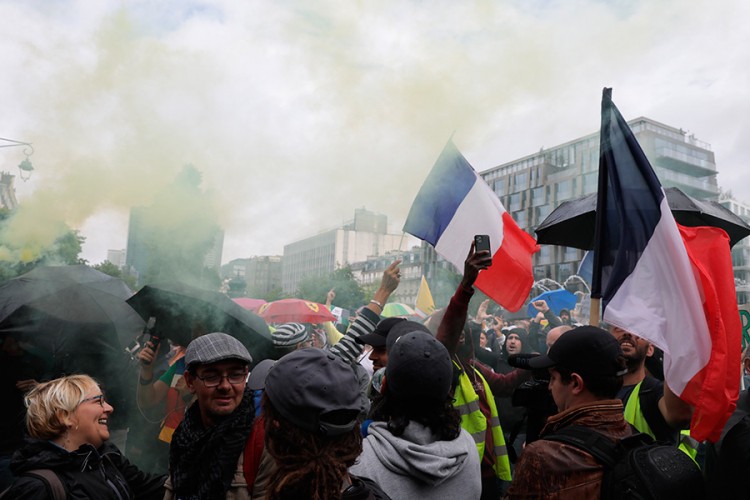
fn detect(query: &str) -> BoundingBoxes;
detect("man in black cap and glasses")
[164,332,272,500]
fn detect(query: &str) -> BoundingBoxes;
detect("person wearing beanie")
[350,331,481,499]
[271,323,313,357]
[261,349,390,500]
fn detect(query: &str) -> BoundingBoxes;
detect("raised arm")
[330,260,401,364]
[436,242,492,356]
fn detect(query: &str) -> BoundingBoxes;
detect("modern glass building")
[719,197,750,305]
[479,116,719,285]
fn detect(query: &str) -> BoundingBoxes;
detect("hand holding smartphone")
[474,234,491,254]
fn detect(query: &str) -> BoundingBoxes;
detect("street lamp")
[0,137,34,181]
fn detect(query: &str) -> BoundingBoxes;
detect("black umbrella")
[0,264,145,351]
[0,265,144,427]
[126,282,274,363]
[535,187,750,249]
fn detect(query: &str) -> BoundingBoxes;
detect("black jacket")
[7,439,165,500]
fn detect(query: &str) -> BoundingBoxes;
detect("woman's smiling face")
[68,383,113,450]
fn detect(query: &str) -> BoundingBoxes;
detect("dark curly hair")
[369,388,462,442]
[262,393,363,500]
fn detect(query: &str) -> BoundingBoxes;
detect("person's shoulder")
[345,474,392,500]
[5,473,59,499]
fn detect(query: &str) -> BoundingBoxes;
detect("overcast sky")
[1,0,748,266]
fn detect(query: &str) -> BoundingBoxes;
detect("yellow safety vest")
[452,361,512,481]
[623,381,699,463]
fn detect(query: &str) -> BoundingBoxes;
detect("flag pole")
[590,87,613,326]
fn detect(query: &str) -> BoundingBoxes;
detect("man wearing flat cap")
[164,332,271,500]
[505,326,632,499]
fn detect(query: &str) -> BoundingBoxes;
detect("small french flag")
[403,141,539,312]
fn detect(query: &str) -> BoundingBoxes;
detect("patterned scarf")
[169,388,255,499]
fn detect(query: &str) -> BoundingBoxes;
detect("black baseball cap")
[385,320,432,352]
[386,330,452,403]
[527,325,627,378]
[356,317,407,347]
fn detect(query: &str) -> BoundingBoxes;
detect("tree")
[0,221,86,283]
[92,260,137,290]
[296,266,365,311]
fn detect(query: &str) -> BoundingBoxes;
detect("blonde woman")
[5,374,165,499]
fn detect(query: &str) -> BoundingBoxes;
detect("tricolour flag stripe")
[403,142,478,246]
[404,140,538,312]
[603,196,711,397]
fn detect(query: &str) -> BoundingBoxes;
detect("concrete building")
[106,249,127,269]
[126,206,224,286]
[222,256,283,298]
[0,172,18,210]
[351,247,424,306]
[282,208,407,294]
[480,116,719,284]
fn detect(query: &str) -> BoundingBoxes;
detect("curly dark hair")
[262,393,363,500]
[369,389,462,441]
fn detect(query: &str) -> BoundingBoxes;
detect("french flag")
[593,89,740,441]
[403,140,539,312]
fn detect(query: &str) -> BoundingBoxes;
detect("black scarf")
[169,388,255,499]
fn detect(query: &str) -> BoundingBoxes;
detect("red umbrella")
[232,297,267,312]
[258,299,336,324]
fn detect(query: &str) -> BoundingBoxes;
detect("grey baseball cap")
[264,348,362,436]
[185,332,252,368]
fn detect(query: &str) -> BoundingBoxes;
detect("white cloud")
[0,0,747,264]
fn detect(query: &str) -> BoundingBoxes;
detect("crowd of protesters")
[0,238,746,499]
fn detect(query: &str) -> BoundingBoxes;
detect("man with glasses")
[164,332,271,499]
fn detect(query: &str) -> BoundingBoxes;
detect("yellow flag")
[415,276,436,318]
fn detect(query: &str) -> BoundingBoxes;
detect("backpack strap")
[243,414,266,488]
[545,425,621,467]
[25,469,66,500]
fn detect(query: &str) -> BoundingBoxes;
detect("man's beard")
[624,347,648,373]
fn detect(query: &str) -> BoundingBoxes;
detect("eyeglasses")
[195,370,248,388]
[80,394,106,407]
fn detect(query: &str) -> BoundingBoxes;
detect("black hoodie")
[7,439,164,500]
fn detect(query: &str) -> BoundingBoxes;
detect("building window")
[494,178,506,196]
[531,187,546,207]
[515,172,528,191]
[556,180,573,201]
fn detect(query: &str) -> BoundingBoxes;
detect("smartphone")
[474,234,491,253]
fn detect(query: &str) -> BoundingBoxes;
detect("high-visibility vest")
[452,361,512,481]
[623,380,699,463]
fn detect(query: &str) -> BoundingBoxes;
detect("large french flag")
[403,140,539,312]
[593,89,740,441]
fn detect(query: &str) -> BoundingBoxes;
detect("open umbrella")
[257,299,336,324]
[535,187,750,249]
[0,265,144,351]
[126,282,273,362]
[0,265,144,427]
[232,297,266,312]
[527,289,578,317]
[381,302,419,318]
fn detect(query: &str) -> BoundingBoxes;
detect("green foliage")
[0,227,86,283]
[92,260,137,290]
[295,266,365,311]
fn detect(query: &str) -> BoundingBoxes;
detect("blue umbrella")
[527,289,577,317]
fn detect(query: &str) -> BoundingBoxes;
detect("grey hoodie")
[350,421,481,500]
